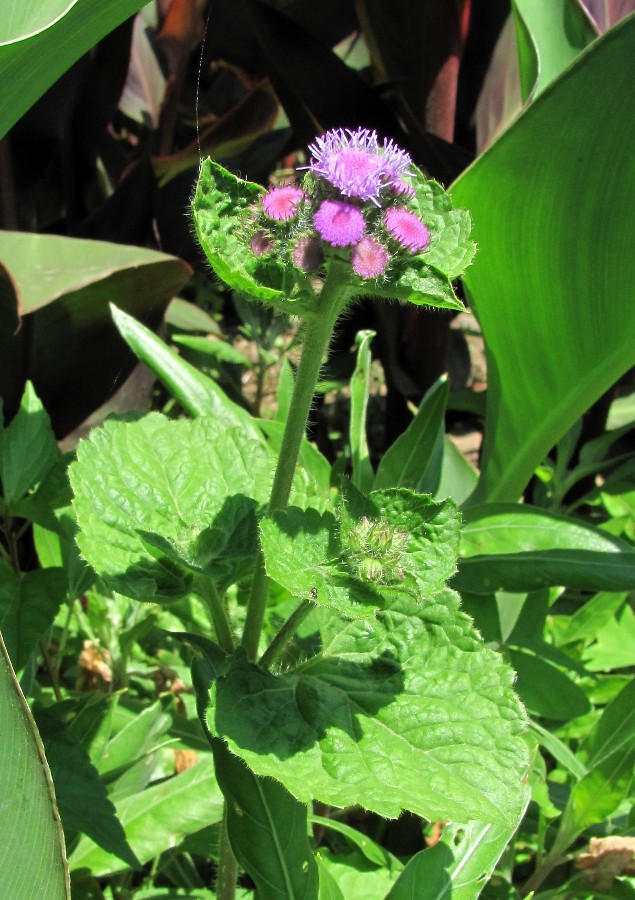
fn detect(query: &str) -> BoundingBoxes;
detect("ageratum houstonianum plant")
[70,129,530,898]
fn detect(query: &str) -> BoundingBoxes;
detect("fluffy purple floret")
[351,236,389,279]
[307,128,413,204]
[262,186,305,221]
[384,207,430,252]
[314,200,365,247]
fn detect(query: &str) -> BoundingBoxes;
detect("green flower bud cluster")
[346,515,409,585]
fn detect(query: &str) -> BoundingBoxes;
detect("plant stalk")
[241,264,348,660]
[196,578,235,654]
[259,599,316,669]
[216,804,238,900]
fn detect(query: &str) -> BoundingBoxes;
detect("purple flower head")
[352,236,389,279]
[262,186,305,221]
[384,208,430,252]
[314,200,365,247]
[250,230,274,257]
[307,128,413,205]
[292,235,324,272]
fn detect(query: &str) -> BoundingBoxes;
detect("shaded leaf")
[0,632,69,899]
[202,592,529,826]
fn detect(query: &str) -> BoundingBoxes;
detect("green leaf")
[69,757,223,877]
[0,558,67,670]
[451,17,635,503]
[435,436,479,506]
[511,0,597,101]
[111,305,261,440]
[0,232,190,437]
[508,646,590,721]
[164,298,222,335]
[455,505,635,594]
[70,414,272,602]
[385,819,526,900]
[559,745,635,841]
[203,592,529,826]
[374,376,449,494]
[97,696,174,781]
[261,489,460,617]
[557,591,627,645]
[172,334,251,368]
[349,330,375,494]
[311,817,398,871]
[0,632,69,899]
[317,848,398,900]
[582,604,635,671]
[0,0,149,139]
[210,738,319,900]
[36,709,140,870]
[410,175,477,280]
[33,507,95,601]
[0,381,59,507]
[192,159,285,303]
[578,678,635,770]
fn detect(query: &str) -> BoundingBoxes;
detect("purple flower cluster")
[250,128,431,282]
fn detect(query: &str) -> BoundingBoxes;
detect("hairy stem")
[259,599,316,669]
[196,578,234,654]
[241,265,348,660]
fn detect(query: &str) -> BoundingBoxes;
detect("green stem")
[259,599,315,669]
[216,803,238,900]
[196,578,235,654]
[521,845,568,897]
[241,264,349,660]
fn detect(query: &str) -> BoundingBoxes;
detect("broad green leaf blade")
[386,818,528,900]
[172,334,251,368]
[557,591,627,645]
[435,436,479,506]
[205,592,529,827]
[0,381,59,506]
[211,738,319,900]
[192,159,285,302]
[0,232,190,437]
[455,505,635,594]
[0,632,69,899]
[0,559,67,670]
[0,1,78,45]
[559,744,635,841]
[36,709,140,870]
[578,678,635,770]
[511,0,597,101]
[374,376,449,494]
[110,305,261,440]
[451,17,635,504]
[317,849,398,899]
[311,816,398,870]
[582,603,635,671]
[508,646,590,721]
[349,330,375,494]
[97,696,174,779]
[0,0,148,138]
[69,757,223,877]
[70,414,272,602]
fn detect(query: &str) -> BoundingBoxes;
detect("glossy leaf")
[0,633,69,899]
[69,757,223,877]
[578,678,635,769]
[36,709,140,870]
[455,505,635,594]
[386,819,527,900]
[511,0,597,101]
[0,0,148,138]
[71,413,272,602]
[451,17,635,503]
[0,559,67,671]
[435,436,479,505]
[582,604,635,671]
[209,738,319,900]
[508,646,590,721]
[0,232,190,436]
[317,849,397,899]
[0,381,59,508]
[375,376,449,494]
[110,305,261,440]
[202,591,529,826]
